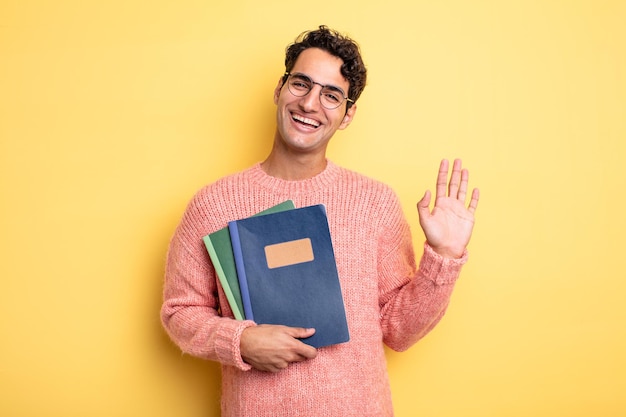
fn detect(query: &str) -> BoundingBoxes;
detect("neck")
[261,145,327,181]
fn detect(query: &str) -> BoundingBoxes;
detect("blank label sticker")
[264,238,314,269]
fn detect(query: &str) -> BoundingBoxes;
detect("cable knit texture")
[161,160,467,417]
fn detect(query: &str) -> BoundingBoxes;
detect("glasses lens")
[288,75,312,97]
[320,87,344,109]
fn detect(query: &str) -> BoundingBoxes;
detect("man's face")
[273,47,356,155]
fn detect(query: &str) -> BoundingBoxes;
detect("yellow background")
[1,0,624,416]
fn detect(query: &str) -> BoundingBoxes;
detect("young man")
[161,26,479,416]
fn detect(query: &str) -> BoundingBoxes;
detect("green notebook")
[202,200,295,320]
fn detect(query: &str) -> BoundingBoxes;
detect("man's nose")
[299,84,322,111]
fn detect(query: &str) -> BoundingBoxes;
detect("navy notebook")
[228,204,349,348]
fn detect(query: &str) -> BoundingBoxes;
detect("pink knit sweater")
[161,160,467,417]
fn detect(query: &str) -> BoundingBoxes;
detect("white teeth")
[293,114,320,128]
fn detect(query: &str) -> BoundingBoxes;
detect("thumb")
[416,190,431,218]
[287,327,316,339]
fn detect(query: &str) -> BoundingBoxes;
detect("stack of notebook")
[202,201,350,348]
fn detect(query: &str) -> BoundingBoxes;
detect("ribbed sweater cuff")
[214,320,256,371]
[419,242,468,285]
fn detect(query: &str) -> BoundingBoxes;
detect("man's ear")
[338,103,357,130]
[273,77,285,104]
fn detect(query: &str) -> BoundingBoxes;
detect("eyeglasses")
[284,72,354,110]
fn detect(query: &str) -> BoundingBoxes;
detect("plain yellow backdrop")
[1,1,625,416]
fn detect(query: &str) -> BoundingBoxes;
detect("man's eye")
[323,91,341,103]
[292,80,310,89]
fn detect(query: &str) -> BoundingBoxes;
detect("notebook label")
[264,238,314,269]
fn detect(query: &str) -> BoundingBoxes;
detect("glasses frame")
[283,72,355,110]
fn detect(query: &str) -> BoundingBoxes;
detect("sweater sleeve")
[160,199,255,370]
[377,201,467,352]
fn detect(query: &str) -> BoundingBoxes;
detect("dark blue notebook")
[228,204,349,348]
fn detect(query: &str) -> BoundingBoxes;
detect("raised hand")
[416,159,479,259]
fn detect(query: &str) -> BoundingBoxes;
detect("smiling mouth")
[292,113,320,128]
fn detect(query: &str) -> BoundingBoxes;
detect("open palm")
[417,159,480,259]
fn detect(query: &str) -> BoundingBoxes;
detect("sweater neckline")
[247,159,341,195]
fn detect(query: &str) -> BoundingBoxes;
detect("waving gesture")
[417,159,480,259]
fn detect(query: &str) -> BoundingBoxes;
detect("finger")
[448,159,462,198]
[457,168,469,202]
[416,190,431,215]
[468,188,480,213]
[274,361,289,372]
[295,344,318,360]
[286,327,316,339]
[285,328,318,360]
[435,159,449,200]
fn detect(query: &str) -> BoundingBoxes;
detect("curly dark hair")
[282,25,367,109]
